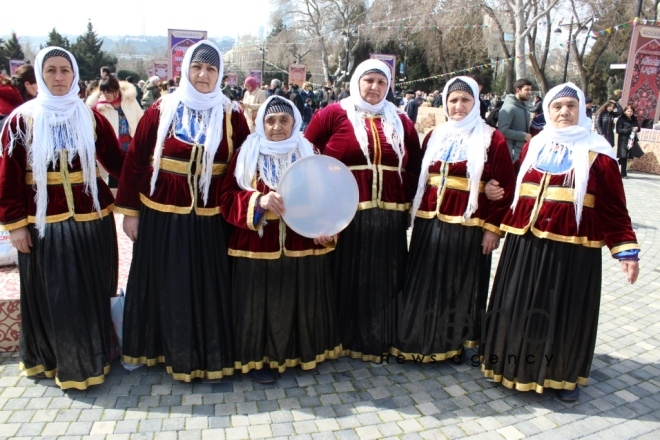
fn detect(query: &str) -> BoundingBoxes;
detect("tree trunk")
[514,0,527,79]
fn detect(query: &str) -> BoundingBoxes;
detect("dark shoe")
[249,368,276,384]
[557,386,579,402]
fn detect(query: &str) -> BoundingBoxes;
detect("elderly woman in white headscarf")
[220,96,340,384]
[390,76,515,364]
[115,40,250,381]
[305,59,422,362]
[0,47,124,389]
[480,83,640,402]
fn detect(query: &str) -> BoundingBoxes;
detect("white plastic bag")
[0,231,18,266]
[111,289,142,371]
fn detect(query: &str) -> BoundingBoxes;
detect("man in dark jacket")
[497,78,532,160]
[404,90,419,124]
[268,79,287,98]
[289,84,305,115]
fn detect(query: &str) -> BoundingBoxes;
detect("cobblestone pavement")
[1,170,660,439]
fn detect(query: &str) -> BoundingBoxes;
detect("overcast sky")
[2,0,273,39]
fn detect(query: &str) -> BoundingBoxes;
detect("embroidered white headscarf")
[1,46,100,237]
[149,40,239,205]
[411,76,493,223]
[339,59,405,173]
[512,82,616,226]
[234,95,315,192]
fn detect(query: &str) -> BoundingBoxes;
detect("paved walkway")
[1,170,660,440]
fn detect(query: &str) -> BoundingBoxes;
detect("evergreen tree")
[42,28,71,51]
[0,38,7,75]
[4,33,25,60]
[71,21,117,80]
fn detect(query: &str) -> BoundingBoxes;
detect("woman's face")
[25,82,38,98]
[549,97,580,128]
[359,73,388,105]
[625,108,634,118]
[264,112,294,141]
[607,104,615,112]
[188,62,219,94]
[446,90,474,121]
[101,89,120,102]
[42,56,74,96]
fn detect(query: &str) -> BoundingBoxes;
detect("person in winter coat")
[87,77,144,187]
[595,100,623,146]
[0,76,24,125]
[497,78,532,160]
[615,105,640,178]
[141,76,161,109]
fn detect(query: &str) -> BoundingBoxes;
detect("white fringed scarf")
[512,82,616,227]
[1,46,100,237]
[410,76,493,223]
[149,40,239,205]
[339,59,406,174]
[234,95,315,192]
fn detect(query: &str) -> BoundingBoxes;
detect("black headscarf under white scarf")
[150,40,239,205]
[1,46,100,237]
[339,59,406,174]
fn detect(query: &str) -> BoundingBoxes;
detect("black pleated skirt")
[18,215,118,390]
[332,208,408,362]
[122,206,234,381]
[233,254,340,373]
[480,232,602,393]
[391,218,490,362]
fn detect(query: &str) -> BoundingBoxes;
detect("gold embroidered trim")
[24,169,102,185]
[481,364,589,393]
[0,218,29,232]
[234,345,342,374]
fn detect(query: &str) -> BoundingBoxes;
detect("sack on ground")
[0,231,18,266]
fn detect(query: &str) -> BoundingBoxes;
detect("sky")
[2,0,273,39]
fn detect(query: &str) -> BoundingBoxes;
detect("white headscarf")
[1,46,100,237]
[410,76,493,222]
[234,95,315,192]
[149,40,239,205]
[512,82,616,226]
[339,59,405,173]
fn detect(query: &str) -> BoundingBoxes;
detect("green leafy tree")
[42,28,71,51]
[71,21,118,80]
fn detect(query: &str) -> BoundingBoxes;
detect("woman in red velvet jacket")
[115,41,249,382]
[305,60,422,362]
[0,47,124,389]
[390,77,515,364]
[220,96,340,384]
[480,83,640,402]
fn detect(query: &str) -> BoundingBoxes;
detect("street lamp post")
[259,47,268,86]
[340,27,359,78]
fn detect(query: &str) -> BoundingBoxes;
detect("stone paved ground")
[1,170,660,439]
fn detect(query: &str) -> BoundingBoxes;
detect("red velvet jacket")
[0,109,124,231]
[220,155,334,259]
[502,143,639,256]
[114,101,250,217]
[304,103,422,211]
[415,129,515,236]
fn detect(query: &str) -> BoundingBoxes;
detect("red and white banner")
[288,64,306,87]
[621,25,660,123]
[168,29,207,81]
[225,73,238,87]
[153,61,168,82]
[9,60,26,76]
[249,70,263,86]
